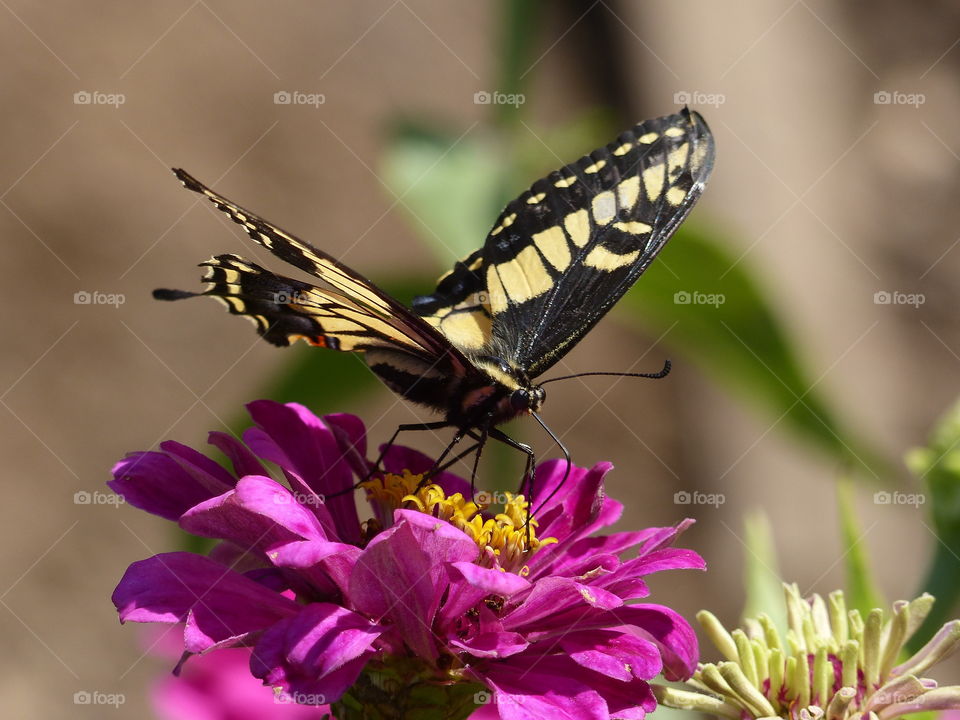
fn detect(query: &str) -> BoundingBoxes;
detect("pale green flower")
[655,584,960,720]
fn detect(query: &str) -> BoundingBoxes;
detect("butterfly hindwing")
[155,254,435,355]
[169,169,471,373]
[414,108,714,376]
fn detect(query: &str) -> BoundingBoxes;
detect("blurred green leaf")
[381,124,506,261]
[742,510,787,632]
[741,511,786,634]
[906,397,960,651]
[495,0,538,128]
[837,478,885,616]
[620,224,887,478]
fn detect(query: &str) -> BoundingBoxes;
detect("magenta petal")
[450,630,528,658]
[477,656,609,720]
[613,604,699,680]
[109,451,217,521]
[268,539,360,598]
[151,646,326,720]
[233,475,328,540]
[324,412,370,480]
[612,548,706,578]
[394,510,480,568]
[113,553,299,650]
[250,603,381,702]
[162,440,237,494]
[348,522,442,660]
[207,431,269,479]
[503,577,622,632]
[244,400,361,544]
[441,562,531,625]
[535,462,620,545]
[636,519,696,555]
[179,477,327,552]
[348,514,474,661]
[559,630,662,681]
[531,529,661,577]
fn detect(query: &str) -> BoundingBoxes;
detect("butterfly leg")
[433,440,481,474]
[488,428,536,543]
[467,423,491,506]
[364,420,452,481]
[426,426,473,477]
[529,412,573,517]
[487,428,536,503]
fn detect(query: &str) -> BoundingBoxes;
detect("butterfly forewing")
[415,108,715,377]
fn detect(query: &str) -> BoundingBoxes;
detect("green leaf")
[619,224,887,478]
[381,123,505,261]
[906,397,960,651]
[741,511,786,633]
[837,478,885,616]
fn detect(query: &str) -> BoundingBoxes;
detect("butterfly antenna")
[529,412,572,519]
[539,358,671,386]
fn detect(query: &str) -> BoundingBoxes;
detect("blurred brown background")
[2,1,959,717]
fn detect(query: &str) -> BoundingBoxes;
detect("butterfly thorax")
[453,356,545,427]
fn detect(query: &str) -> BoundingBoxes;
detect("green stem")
[331,660,485,720]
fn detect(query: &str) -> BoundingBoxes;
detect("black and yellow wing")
[155,170,472,376]
[155,253,432,355]
[413,108,714,377]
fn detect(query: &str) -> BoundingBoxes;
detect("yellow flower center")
[360,470,556,573]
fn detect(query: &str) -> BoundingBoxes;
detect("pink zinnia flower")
[150,642,326,719]
[111,400,704,719]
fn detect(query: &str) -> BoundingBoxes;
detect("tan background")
[2,1,958,717]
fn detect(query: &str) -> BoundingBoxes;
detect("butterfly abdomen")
[364,348,456,413]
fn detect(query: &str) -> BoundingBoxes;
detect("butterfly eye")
[510,389,531,411]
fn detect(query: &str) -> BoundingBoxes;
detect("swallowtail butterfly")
[156,108,714,488]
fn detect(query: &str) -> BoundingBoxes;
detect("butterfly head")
[510,385,545,413]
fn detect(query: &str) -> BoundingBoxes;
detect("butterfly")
[155,108,715,491]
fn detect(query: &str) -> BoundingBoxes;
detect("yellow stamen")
[360,471,557,573]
